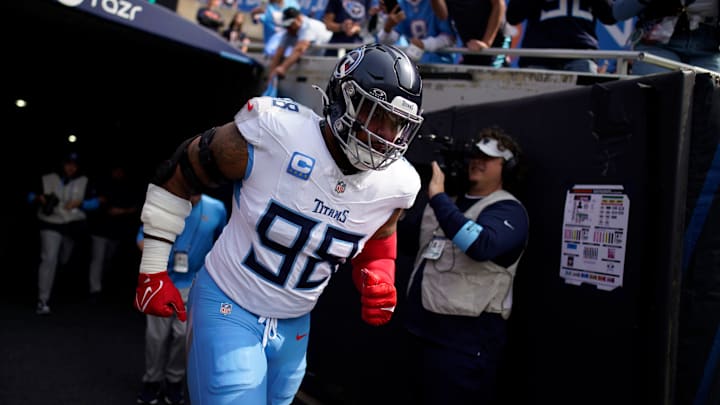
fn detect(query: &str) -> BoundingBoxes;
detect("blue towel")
[262,76,278,98]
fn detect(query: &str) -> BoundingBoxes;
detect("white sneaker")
[36,301,51,315]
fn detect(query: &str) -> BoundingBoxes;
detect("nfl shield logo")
[335,181,346,194]
[220,303,232,316]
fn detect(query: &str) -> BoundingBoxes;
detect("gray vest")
[409,190,526,319]
[38,173,88,224]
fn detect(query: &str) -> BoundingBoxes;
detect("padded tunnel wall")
[305,71,697,405]
[402,71,693,405]
[675,73,720,405]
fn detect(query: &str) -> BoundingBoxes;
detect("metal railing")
[245,41,719,77]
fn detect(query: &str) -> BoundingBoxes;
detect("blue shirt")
[137,194,228,289]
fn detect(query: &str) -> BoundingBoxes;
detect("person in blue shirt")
[377,0,457,64]
[251,0,302,57]
[403,127,529,404]
[135,193,228,405]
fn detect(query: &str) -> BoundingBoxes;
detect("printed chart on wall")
[560,184,630,291]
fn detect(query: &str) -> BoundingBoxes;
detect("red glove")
[359,268,397,326]
[134,272,187,321]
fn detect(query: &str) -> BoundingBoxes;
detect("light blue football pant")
[186,267,310,405]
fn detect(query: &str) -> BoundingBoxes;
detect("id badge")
[173,251,189,273]
[422,237,446,260]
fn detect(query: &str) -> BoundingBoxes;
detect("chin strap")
[312,84,330,117]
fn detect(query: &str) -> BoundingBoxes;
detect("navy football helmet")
[319,43,423,171]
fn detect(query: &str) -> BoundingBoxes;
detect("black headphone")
[504,154,518,171]
[500,158,518,186]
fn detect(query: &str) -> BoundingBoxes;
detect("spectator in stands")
[251,0,301,58]
[323,0,378,56]
[613,0,720,74]
[506,0,616,73]
[377,0,457,64]
[267,7,333,82]
[403,127,529,404]
[196,0,225,33]
[223,11,251,53]
[430,0,510,66]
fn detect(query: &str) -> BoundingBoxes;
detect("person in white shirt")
[267,7,333,83]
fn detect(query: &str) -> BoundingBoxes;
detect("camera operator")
[402,126,529,404]
[28,152,98,315]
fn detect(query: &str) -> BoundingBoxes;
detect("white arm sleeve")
[139,184,192,274]
[140,184,192,241]
[139,239,174,275]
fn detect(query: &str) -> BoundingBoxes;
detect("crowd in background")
[18,1,718,404]
[190,0,720,74]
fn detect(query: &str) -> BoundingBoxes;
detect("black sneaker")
[136,381,162,405]
[163,380,185,405]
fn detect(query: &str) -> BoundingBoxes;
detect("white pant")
[37,229,75,303]
[142,287,190,384]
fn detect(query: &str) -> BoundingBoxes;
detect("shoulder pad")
[235,97,268,124]
[235,96,318,125]
[398,159,421,200]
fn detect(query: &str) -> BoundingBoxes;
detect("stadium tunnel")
[2,0,263,324]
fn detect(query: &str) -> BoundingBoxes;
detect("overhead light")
[15,99,27,108]
[68,134,78,143]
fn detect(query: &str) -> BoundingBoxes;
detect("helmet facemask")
[332,80,424,171]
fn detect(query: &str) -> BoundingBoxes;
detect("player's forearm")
[370,208,402,239]
[139,184,192,275]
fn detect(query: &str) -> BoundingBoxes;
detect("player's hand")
[359,268,396,326]
[134,272,187,321]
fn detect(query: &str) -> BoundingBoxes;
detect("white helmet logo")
[334,48,364,79]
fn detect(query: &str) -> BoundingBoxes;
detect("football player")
[133,43,424,404]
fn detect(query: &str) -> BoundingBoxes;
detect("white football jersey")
[205,96,421,318]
